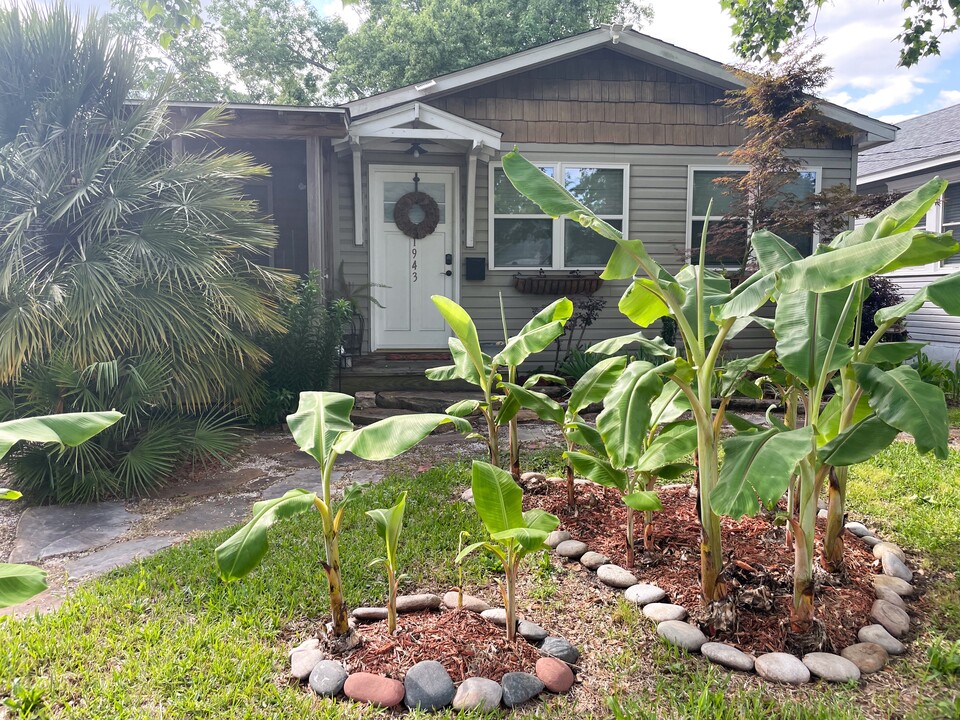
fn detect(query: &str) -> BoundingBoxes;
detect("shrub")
[861,275,907,344]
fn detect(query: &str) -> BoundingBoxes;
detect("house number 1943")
[411,244,417,282]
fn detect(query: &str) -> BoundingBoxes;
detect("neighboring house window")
[941,185,960,266]
[687,167,820,265]
[490,163,628,269]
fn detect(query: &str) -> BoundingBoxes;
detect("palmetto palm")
[0,3,291,499]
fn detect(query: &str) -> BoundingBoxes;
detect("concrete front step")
[350,406,461,432]
[376,390,484,414]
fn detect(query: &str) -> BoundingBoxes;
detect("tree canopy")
[719,0,959,67]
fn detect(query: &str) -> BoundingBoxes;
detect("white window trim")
[685,164,822,267]
[938,188,960,271]
[488,160,630,271]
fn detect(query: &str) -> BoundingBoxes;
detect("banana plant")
[366,492,407,634]
[428,295,572,474]
[566,364,696,565]
[0,411,122,608]
[456,461,559,642]
[215,392,469,641]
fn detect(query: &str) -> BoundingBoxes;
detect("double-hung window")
[687,166,821,266]
[490,162,629,269]
[941,185,960,266]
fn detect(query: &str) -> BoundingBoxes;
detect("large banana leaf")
[817,392,873,445]
[718,351,774,398]
[597,361,661,468]
[215,489,318,581]
[650,383,689,426]
[818,415,900,466]
[286,392,355,465]
[498,383,564,425]
[713,273,776,321]
[753,229,804,274]
[775,288,856,387]
[471,461,524,535]
[366,492,406,570]
[432,296,485,379]
[677,265,731,340]
[564,421,607,456]
[0,563,47,609]
[566,450,628,490]
[567,355,629,416]
[833,177,947,249]
[853,363,949,459]
[711,426,814,518]
[587,332,676,359]
[334,414,470,460]
[492,507,559,554]
[618,279,670,327]
[623,491,662,512]
[874,272,960,325]
[494,298,573,367]
[636,421,698,473]
[0,411,123,460]
[863,341,926,365]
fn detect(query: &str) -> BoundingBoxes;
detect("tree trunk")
[822,466,846,572]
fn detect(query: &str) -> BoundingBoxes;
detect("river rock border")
[544,513,917,685]
[288,592,579,711]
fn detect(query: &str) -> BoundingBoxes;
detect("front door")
[370,167,456,350]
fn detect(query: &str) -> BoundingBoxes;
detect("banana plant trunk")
[510,418,521,481]
[565,440,576,509]
[643,473,655,552]
[696,421,725,602]
[822,466,846,573]
[386,565,398,635]
[504,556,518,642]
[791,461,817,633]
[626,507,635,568]
[322,529,350,636]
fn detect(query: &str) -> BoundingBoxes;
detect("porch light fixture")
[406,142,428,158]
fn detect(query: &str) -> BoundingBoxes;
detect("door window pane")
[564,167,624,214]
[384,181,445,223]
[564,219,619,267]
[493,218,553,267]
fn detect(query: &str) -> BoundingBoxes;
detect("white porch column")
[466,146,479,248]
[351,137,364,246]
[306,136,323,271]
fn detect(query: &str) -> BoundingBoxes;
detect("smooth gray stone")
[802,652,861,683]
[554,540,588,559]
[460,488,474,504]
[841,643,889,674]
[656,621,707,652]
[154,496,251,534]
[858,624,906,655]
[403,660,454,710]
[882,553,913,583]
[755,652,811,684]
[817,508,828,519]
[861,536,882,548]
[579,551,610,570]
[501,672,544,707]
[844,521,872,538]
[352,607,388,621]
[291,648,324,680]
[540,636,580,664]
[452,677,502,711]
[9,503,139,563]
[624,583,667,606]
[597,564,638,589]
[289,638,319,655]
[875,587,906,608]
[480,608,509,626]
[643,603,688,622]
[441,591,490,613]
[518,620,548,642]
[872,542,906,562]
[65,536,180,579]
[544,530,571,549]
[870,599,910,638]
[874,575,914,597]
[396,593,442,613]
[309,660,347,696]
[701,642,755,672]
[520,472,547,483]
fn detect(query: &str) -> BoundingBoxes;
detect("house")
[173,26,896,380]
[858,103,960,364]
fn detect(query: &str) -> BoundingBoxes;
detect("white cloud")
[935,89,960,107]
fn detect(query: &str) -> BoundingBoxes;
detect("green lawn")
[1,443,958,719]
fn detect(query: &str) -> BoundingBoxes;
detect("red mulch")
[525,480,877,655]
[345,608,541,682]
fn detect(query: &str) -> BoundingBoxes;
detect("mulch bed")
[346,608,541,682]
[525,480,877,655]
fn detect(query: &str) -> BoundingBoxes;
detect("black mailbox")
[465,257,486,281]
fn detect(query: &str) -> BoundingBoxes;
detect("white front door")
[370,167,457,350]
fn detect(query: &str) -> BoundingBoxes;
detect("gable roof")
[859,103,960,182]
[343,26,896,147]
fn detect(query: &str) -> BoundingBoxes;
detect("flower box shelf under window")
[512,273,604,295]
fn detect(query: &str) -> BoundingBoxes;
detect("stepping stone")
[536,657,574,692]
[352,607,388,621]
[396,593,442,613]
[291,647,324,680]
[442,591,490,613]
[9,503,139,563]
[755,652,811,684]
[579,551,610,570]
[501,672,544,707]
[643,603,687,622]
[154,496,251,534]
[555,540,588,559]
[656,621,706,652]
[859,624,906,655]
[403,660,454,710]
[876,587,906,608]
[870,599,910,638]
[541,636,580,664]
[701,642,755,672]
[65,536,181,579]
[544,530,571,549]
[452,677,502,711]
[802,652,861,683]
[874,574,914,597]
[597,564,638,589]
[844,521,873,538]
[872,542,906,562]
[841,643,889,674]
[861,536,882,548]
[518,620,548,642]
[309,660,347,696]
[343,672,405,707]
[259,468,331,501]
[882,553,913,583]
[624,583,666,606]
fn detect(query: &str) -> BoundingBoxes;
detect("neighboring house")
[858,103,960,364]
[173,26,895,365]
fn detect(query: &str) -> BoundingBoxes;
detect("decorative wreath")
[393,191,440,239]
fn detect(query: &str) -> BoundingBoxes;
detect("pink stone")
[343,673,405,707]
[535,657,575,693]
